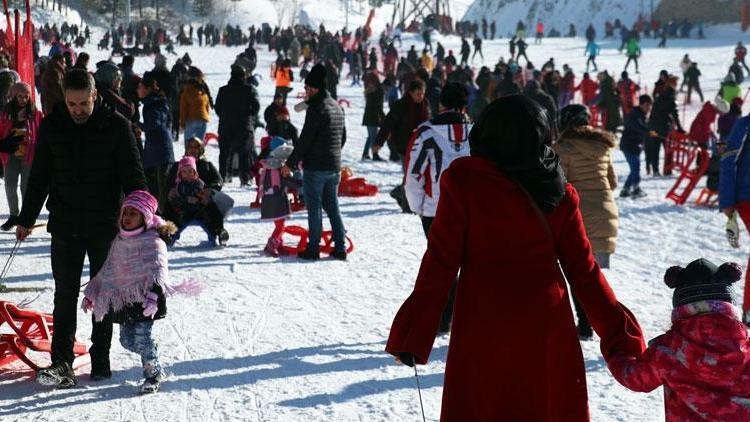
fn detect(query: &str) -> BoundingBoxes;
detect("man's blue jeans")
[623,151,641,190]
[303,170,347,253]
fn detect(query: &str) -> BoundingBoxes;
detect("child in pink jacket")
[608,258,750,421]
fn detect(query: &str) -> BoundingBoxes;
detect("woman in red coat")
[386,95,646,421]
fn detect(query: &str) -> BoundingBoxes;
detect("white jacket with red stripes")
[404,111,472,217]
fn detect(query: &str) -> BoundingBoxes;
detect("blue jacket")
[719,115,750,209]
[141,93,175,169]
[585,42,600,57]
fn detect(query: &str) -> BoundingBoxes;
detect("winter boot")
[264,237,281,257]
[90,357,112,381]
[372,152,384,162]
[330,249,347,261]
[619,186,630,198]
[630,187,647,199]
[297,248,320,261]
[139,360,164,394]
[0,215,17,231]
[218,229,229,247]
[577,324,594,341]
[37,361,77,388]
[726,212,740,249]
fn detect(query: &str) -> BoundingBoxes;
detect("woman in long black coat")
[362,70,385,160]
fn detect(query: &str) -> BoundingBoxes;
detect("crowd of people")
[0,11,749,420]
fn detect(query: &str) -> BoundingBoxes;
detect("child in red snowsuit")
[575,72,599,106]
[608,258,750,421]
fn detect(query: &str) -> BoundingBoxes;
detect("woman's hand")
[394,352,415,367]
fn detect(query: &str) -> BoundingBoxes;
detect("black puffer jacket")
[649,87,683,135]
[17,100,147,237]
[215,76,260,142]
[286,89,346,171]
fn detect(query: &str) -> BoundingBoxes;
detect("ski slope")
[2,23,750,422]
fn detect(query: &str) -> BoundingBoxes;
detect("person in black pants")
[16,69,147,387]
[215,65,260,186]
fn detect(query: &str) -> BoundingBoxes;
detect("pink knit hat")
[176,155,198,183]
[121,190,164,230]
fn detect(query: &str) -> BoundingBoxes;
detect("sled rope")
[0,238,21,285]
[414,365,426,422]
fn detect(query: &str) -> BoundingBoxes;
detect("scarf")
[469,95,566,212]
[83,229,169,321]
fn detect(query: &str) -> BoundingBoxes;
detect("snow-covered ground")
[2,16,750,422]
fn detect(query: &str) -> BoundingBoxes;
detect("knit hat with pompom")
[664,258,742,307]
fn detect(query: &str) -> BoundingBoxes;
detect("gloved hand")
[726,211,740,249]
[394,352,415,367]
[142,292,159,318]
[0,134,23,154]
[81,297,94,313]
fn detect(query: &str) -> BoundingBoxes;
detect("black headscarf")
[469,95,566,213]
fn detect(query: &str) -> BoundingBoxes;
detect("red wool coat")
[608,301,750,421]
[386,156,645,421]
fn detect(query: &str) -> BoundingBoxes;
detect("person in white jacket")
[403,81,472,334]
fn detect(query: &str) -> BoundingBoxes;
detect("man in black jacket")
[647,75,684,176]
[281,63,347,261]
[16,69,147,387]
[215,65,260,186]
[620,95,656,198]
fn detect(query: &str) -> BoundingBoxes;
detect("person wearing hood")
[0,83,44,231]
[138,71,175,212]
[215,65,260,186]
[281,63,347,261]
[553,104,619,338]
[15,69,147,387]
[608,259,750,420]
[95,61,140,141]
[387,95,645,420]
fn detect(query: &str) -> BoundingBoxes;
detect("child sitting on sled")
[168,156,229,246]
[259,137,299,256]
[607,258,750,420]
[80,190,200,394]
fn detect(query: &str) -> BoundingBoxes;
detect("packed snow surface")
[2,14,750,422]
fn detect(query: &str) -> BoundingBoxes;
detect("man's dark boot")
[37,361,77,388]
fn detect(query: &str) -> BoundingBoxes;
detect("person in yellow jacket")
[420,49,433,73]
[179,66,212,147]
[273,58,293,104]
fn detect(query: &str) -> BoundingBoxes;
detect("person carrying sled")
[16,69,147,386]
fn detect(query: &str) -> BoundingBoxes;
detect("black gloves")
[0,134,23,154]
[395,352,415,367]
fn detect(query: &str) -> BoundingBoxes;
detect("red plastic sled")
[338,177,378,197]
[664,131,711,205]
[203,132,218,146]
[0,301,88,371]
[278,225,354,256]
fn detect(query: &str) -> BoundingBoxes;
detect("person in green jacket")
[623,38,641,74]
[719,74,742,103]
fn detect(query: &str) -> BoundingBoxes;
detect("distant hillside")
[463,0,661,36]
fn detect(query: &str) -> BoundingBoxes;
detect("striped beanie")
[121,190,164,230]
